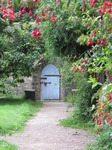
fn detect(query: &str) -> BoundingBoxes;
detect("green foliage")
[0,25,44,94]
[87,127,112,150]
[0,140,18,150]
[0,97,42,135]
[60,60,75,97]
[73,72,98,122]
[60,108,94,132]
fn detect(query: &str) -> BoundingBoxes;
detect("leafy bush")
[72,72,99,122]
[93,83,112,134]
[87,127,112,150]
[60,108,94,131]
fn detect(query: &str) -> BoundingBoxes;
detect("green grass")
[0,140,18,150]
[0,98,42,135]
[60,109,95,133]
[86,126,112,150]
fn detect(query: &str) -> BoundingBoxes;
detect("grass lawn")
[0,97,42,135]
[0,140,18,150]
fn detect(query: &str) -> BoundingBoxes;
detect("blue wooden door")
[41,64,60,100]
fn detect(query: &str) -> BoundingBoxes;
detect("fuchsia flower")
[19,10,22,17]
[22,7,26,14]
[31,28,41,38]
[96,75,99,81]
[51,13,57,23]
[108,93,111,101]
[107,114,111,125]
[9,7,15,22]
[107,27,110,32]
[29,9,32,16]
[91,0,96,7]
[33,0,39,3]
[0,6,4,12]
[97,39,101,45]
[36,14,40,25]
[29,4,31,9]
[88,39,94,46]
[55,0,59,3]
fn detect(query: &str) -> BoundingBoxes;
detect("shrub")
[87,126,112,150]
[73,72,99,122]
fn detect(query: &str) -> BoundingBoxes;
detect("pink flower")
[22,7,26,14]
[108,93,111,101]
[55,0,59,3]
[31,28,41,38]
[36,14,40,25]
[29,4,31,9]
[19,11,22,17]
[97,39,101,45]
[91,0,96,7]
[107,114,111,125]
[107,27,110,32]
[88,39,94,46]
[0,6,4,12]
[29,9,32,16]
[51,14,57,22]
[96,75,99,81]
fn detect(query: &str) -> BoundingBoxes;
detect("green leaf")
[15,0,19,7]
[92,82,102,89]
[107,84,112,93]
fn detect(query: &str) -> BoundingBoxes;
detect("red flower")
[55,0,59,3]
[108,93,111,101]
[36,14,40,25]
[29,4,31,9]
[107,113,111,125]
[51,14,57,22]
[87,23,89,29]
[99,6,104,15]
[33,0,39,2]
[97,39,101,45]
[22,7,26,14]
[96,75,99,81]
[29,9,32,16]
[100,38,103,44]
[19,11,22,17]
[110,74,112,80]
[107,27,110,32]
[0,6,4,12]
[91,0,96,7]
[94,30,96,36]
[104,39,107,46]
[37,28,41,37]
[8,0,11,7]
[88,39,94,46]
[31,28,41,38]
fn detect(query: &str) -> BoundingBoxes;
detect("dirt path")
[0,101,95,150]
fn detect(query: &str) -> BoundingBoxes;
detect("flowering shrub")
[93,84,112,134]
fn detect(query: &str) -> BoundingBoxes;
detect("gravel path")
[0,101,95,150]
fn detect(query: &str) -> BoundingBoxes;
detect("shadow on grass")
[0,97,36,105]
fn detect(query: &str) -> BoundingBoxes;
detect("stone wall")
[14,58,66,100]
[32,59,48,100]
[15,77,32,95]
